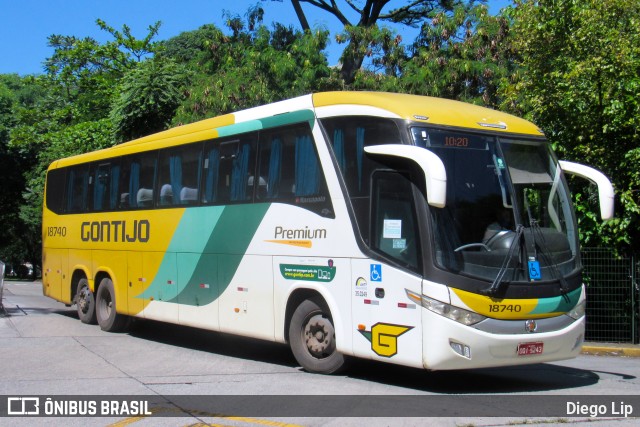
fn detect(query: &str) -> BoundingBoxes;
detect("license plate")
[517,342,544,356]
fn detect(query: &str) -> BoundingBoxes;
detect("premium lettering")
[81,220,150,243]
[274,225,327,240]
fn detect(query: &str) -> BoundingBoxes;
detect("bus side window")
[257,125,333,216]
[136,154,157,208]
[92,162,112,211]
[158,144,202,207]
[118,157,132,209]
[321,117,401,244]
[45,169,66,214]
[66,165,90,213]
[371,171,421,272]
[202,142,220,204]
[203,134,257,205]
[119,153,157,209]
[257,131,296,201]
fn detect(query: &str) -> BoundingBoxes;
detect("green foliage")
[45,20,162,121]
[1,20,163,266]
[20,118,115,230]
[277,0,474,83]
[111,60,190,141]
[0,74,42,265]
[168,18,333,123]
[502,0,640,252]
[398,4,515,107]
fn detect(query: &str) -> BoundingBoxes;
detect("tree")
[0,76,29,266]
[502,0,640,252]
[166,10,332,123]
[0,75,45,268]
[267,0,475,84]
[399,4,514,107]
[111,59,190,141]
[44,19,162,121]
[4,20,164,270]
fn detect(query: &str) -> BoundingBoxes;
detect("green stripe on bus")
[138,204,270,306]
[259,110,315,130]
[216,120,263,138]
[214,110,315,139]
[531,287,581,314]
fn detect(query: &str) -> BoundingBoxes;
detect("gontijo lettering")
[80,220,150,243]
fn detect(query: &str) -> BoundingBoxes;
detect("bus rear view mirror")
[559,160,614,220]
[364,145,447,208]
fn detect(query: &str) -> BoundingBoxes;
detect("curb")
[581,345,640,358]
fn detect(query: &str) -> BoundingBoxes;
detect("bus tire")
[76,278,96,324]
[96,278,130,332]
[288,297,345,374]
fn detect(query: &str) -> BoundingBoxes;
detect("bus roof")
[50,91,543,169]
[312,92,542,135]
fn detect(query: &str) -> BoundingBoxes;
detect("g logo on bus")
[525,319,538,333]
[358,323,413,357]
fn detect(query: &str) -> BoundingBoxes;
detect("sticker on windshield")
[528,259,541,280]
[383,219,402,239]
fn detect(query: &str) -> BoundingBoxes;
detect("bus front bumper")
[422,309,585,371]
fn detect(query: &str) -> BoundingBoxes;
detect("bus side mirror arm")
[364,145,447,208]
[559,160,614,220]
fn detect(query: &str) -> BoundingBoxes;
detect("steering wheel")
[454,243,491,252]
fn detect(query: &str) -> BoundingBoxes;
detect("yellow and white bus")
[42,91,614,373]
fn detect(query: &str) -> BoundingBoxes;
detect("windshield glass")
[412,127,579,285]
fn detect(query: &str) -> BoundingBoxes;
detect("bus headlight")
[566,299,586,320]
[406,290,486,326]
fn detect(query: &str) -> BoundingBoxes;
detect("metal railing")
[582,248,638,344]
[0,260,5,311]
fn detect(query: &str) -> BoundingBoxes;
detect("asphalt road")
[1,280,639,427]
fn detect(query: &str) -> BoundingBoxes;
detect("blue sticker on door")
[370,264,382,282]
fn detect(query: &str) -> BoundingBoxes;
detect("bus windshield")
[412,127,579,286]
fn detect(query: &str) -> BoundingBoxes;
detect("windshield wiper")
[480,224,525,296]
[530,219,570,295]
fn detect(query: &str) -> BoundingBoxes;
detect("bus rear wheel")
[96,278,130,332]
[76,278,96,324]
[289,297,345,374]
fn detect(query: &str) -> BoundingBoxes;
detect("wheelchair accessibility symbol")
[370,264,382,282]
[528,259,541,280]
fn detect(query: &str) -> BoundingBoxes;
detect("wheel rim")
[303,313,336,359]
[78,286,91,315]
[98,289,112,319]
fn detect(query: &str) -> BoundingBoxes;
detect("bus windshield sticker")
[392,239,406,249]
[528,259,542,281]
[383,219,402,239]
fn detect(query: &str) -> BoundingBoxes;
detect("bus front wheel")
[76,278,96,324]
[289,297,345,374]
[96,278,130,332]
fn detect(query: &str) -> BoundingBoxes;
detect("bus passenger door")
[351,171,424,368]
